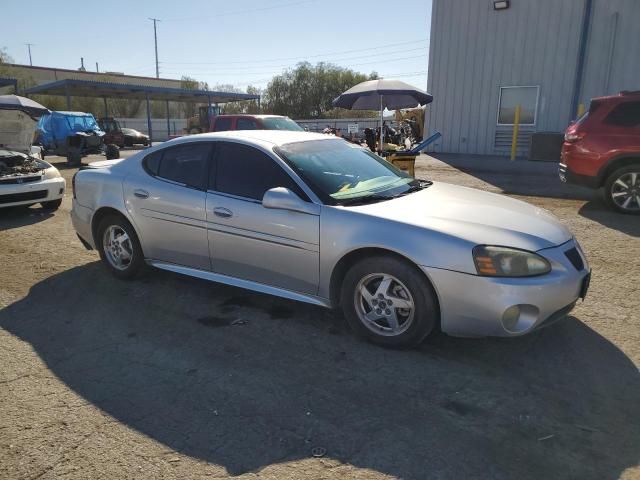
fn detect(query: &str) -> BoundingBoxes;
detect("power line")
[160,39,428,66]
[164,0,317,22]
[160,47,427,72]
[161,54,426,77]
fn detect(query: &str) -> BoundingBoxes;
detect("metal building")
[425,0,640,156]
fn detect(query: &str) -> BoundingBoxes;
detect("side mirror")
[262,187,320,215]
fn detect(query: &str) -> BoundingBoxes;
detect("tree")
[0,47,13,64]
[262,62,378,119]
[180,76,211,118]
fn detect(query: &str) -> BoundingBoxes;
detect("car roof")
[52,111,94,117]
[171,130,331,147]
[592,90,640,103]
[215,114,290,119]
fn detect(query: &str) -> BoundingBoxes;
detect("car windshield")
[64,114,99,132]
[262,117,304,131]
[275,139,429,205]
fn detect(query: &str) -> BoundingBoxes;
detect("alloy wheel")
[611,171,640,212]
[354,273,415,336]
[102,225,134,271]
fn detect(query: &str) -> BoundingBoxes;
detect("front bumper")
[423,238,590,337]
[0,177,65,208]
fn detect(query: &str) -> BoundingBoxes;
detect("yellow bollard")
[510,104,521,161]
[577,103,585,119]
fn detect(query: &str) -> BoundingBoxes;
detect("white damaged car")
[0,97,65,210]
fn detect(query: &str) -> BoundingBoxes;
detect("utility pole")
[149,17,161,78]
[25,43,34,66]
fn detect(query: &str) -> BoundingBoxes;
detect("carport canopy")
[0,78,19,93]
[24,79,261,141]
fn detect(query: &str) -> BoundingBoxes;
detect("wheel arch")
[329,247,441,317]
[598,154,640,187]
[91,206,140,249]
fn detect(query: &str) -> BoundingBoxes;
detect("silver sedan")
[71,131,590,348]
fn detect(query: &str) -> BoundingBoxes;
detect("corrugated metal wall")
[425,0,640,155]
[580,0,640,103]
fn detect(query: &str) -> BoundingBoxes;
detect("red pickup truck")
[209,115,303,132]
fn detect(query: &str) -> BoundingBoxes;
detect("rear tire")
[604,165,640,215]
[41,199,62,210]
[96,214,145,279]
[105,144,120,160]
[340,256,439,348]
[67,148,82,167]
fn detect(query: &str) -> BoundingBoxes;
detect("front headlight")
[43,166,62,180]
[473,246,551,277]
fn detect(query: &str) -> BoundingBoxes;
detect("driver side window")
[211,142,308,201]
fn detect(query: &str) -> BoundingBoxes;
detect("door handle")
[134,189,149,199]
[213,207,233,218]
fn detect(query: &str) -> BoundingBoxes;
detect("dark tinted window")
[605,101,640,127]
[144,150,162,175]
[156,143,212,189]
[214,118,233,131]
[236,118,258,130]
[212,142,306,201]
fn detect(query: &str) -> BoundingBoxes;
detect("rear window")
[262,117,304,131]
[236,118,258,130]
[604,101,640,127]
[214,118,233,132]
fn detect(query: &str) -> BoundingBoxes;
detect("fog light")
[502,305,520,331]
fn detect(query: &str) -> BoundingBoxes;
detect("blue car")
[36,111,119,166]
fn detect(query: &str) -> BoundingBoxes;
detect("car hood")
[346,182,572,251]
[0,109,37,154]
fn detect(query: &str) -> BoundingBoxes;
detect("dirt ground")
[1,150,638,480]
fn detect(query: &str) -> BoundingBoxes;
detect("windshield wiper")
[393,180,433,197]
[339,194,395,206]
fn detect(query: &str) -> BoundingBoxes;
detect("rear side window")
[144,150,162,175]
[211,142,307,201]
[214,118,233,131]
[144,143,212,189]
[236,118,258,130]
[604,101,640,127]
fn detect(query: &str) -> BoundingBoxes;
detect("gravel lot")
[1,150,638,480]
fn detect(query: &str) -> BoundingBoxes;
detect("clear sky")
[2,0,432,92]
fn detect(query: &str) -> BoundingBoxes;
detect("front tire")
[41,199,62,210]
[67,148,82,167]
[340,256,439,348]
[96,214,144,279]
[604,165,640,215]
[105,144,120,160]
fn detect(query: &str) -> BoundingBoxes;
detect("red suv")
[560,91,640,214]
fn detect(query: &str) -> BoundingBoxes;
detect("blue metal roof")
[24,79,259,103]
[0,78,18,90]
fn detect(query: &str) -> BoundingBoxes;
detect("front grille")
[0,190,48,204]
[0,175,42,185]
[565,247,584,271]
